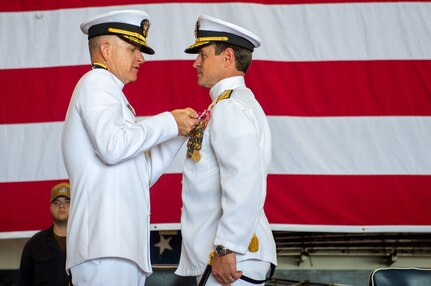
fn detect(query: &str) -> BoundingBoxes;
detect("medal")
[187,109,211,161]
[186,89,233,162]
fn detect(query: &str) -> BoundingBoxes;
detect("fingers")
[227,271,242,284]
[215,271,241,285]
[170,108,200,136]
[185,107,199,119]
[222,273,240,285]
[211,253,241,285]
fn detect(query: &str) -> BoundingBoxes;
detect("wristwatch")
[215,245,233,256]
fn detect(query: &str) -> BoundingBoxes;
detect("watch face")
[215,245,225,256]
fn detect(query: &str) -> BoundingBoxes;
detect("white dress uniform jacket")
[62,68,185,273]
[176,76,277,276]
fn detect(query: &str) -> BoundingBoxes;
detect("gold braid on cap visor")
[188,36,229,49]
[108,27,149,47]
[196,36,229,42]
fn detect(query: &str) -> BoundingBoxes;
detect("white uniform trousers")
[197,260,271,286]
[71,257,147,286]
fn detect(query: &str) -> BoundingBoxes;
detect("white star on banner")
[154,234,173,256]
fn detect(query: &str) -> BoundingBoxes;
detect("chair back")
[369,267,431,286]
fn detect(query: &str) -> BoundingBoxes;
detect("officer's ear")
[100,38,114,60]
[223,48,235,68]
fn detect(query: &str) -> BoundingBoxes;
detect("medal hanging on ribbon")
[186,90,232,162]
[187,109,211,161]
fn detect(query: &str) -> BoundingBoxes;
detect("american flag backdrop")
[1,0,431,239]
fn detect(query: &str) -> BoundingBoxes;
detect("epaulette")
[215,89,232,104]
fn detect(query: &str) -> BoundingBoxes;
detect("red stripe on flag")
[2,60,431,124]
[149,174,183,224]
[2,1,426,13]
[0,180,70,232]
[266,174,431,226]
[0,64,209,124]
[253,60,431,117]
[2,175,430,233]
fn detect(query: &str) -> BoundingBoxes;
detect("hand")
[211,252,242,285]
[171,108,199,136]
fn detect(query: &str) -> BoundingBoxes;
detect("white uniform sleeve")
[211,100,266,254]
[147,136,187,186]
[77,73,179,165]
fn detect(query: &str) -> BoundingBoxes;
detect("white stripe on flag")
[2,116,431,182]
[1,2,431,69]
[0,122,67,182]
[269,116,431,175]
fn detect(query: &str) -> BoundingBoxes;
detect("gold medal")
[191,150,201,161]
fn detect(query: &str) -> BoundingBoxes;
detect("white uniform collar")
[209,76,245,101]
[92,68,125,90]
[111,71,125,90]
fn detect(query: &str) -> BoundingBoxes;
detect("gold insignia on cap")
[141,19,150,38]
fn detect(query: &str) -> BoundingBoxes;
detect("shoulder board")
[215,89,233,104]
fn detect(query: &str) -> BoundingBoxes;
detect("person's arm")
[212,100,264,251]
[210,100,265,284]
[146,135,186,186]
[145,108,199,186]
[78,74,197,165]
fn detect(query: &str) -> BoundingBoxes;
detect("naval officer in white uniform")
[176,15,277,285]
[61,10,199,286]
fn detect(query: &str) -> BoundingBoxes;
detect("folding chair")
[369,267,431,286]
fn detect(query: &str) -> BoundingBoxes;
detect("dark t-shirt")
[54,233,66,253]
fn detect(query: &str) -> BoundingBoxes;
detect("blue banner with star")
[150,230,182,265]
